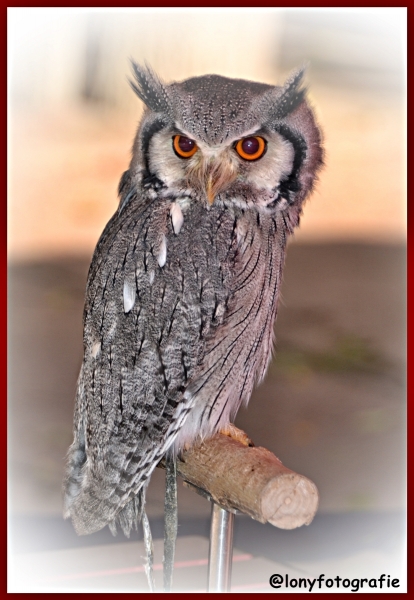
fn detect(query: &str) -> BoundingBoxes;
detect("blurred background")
[8,7,406,592]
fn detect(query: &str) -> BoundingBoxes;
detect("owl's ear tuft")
[273,66,307,119]
[260,65,308,123]
[129,61,172,116]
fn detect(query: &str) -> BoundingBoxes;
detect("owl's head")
[124,62,323,214]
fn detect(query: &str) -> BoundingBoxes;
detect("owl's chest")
[148,202,280,313]
[87,201,283,356]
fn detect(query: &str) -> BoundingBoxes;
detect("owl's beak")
[206,176,216,206]
[204,158,237,206]
[187,154,237,206]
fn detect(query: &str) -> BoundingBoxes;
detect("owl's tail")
[63,432,147,537]
[63,434,156,590]
[62,430,87,523]
[107,492,145,537]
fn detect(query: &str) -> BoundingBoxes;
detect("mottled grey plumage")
[63,63,323,539]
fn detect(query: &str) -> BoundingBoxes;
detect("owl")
[63,63,323,540]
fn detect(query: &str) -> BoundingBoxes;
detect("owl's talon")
[219,424,254,447]
[182,441,192,452]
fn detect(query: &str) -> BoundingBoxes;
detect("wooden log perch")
[162,426,319,530]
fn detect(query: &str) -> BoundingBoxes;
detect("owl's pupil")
[241,137,260,155]
[178,136,195,152]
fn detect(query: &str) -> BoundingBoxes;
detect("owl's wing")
[64,191,286,535]
[63,192,229,535]
[174,207,288,448]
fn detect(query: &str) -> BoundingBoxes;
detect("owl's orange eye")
[235,136,267,161]
[173,135,198,158]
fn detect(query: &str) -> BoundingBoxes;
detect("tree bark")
[162,427,319,530]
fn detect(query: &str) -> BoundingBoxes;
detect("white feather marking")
[176,196,191,211]
[276,198,289,210]
[170,202,184,234]
[215,303,225,319]
[158,235,167,267]
[123,279,136,313]
[236,219,248,245]
[149,270,155,285]
[91,341,101,358]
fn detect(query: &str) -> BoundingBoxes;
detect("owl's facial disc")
[147,126,294,208]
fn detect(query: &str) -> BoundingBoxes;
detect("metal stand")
[207,503,235,593]
[163,455,178,593]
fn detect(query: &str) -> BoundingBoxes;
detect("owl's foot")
[220,424,254,447]
[180,425,253,452]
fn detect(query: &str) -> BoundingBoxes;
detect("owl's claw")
[219,424,254,447]
[181,440,193,453]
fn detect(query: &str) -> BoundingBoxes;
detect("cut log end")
[261,473,319,529]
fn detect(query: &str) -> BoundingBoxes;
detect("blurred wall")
[9,9,282,110]
[8,7,406,260]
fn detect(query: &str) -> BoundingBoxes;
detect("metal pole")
[207,503,234,593]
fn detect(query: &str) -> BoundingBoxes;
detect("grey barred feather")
[129,61,172,116]
[267,66,307,121]
[64,63,323,538]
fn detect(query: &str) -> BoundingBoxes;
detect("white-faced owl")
[63,63,323,538]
